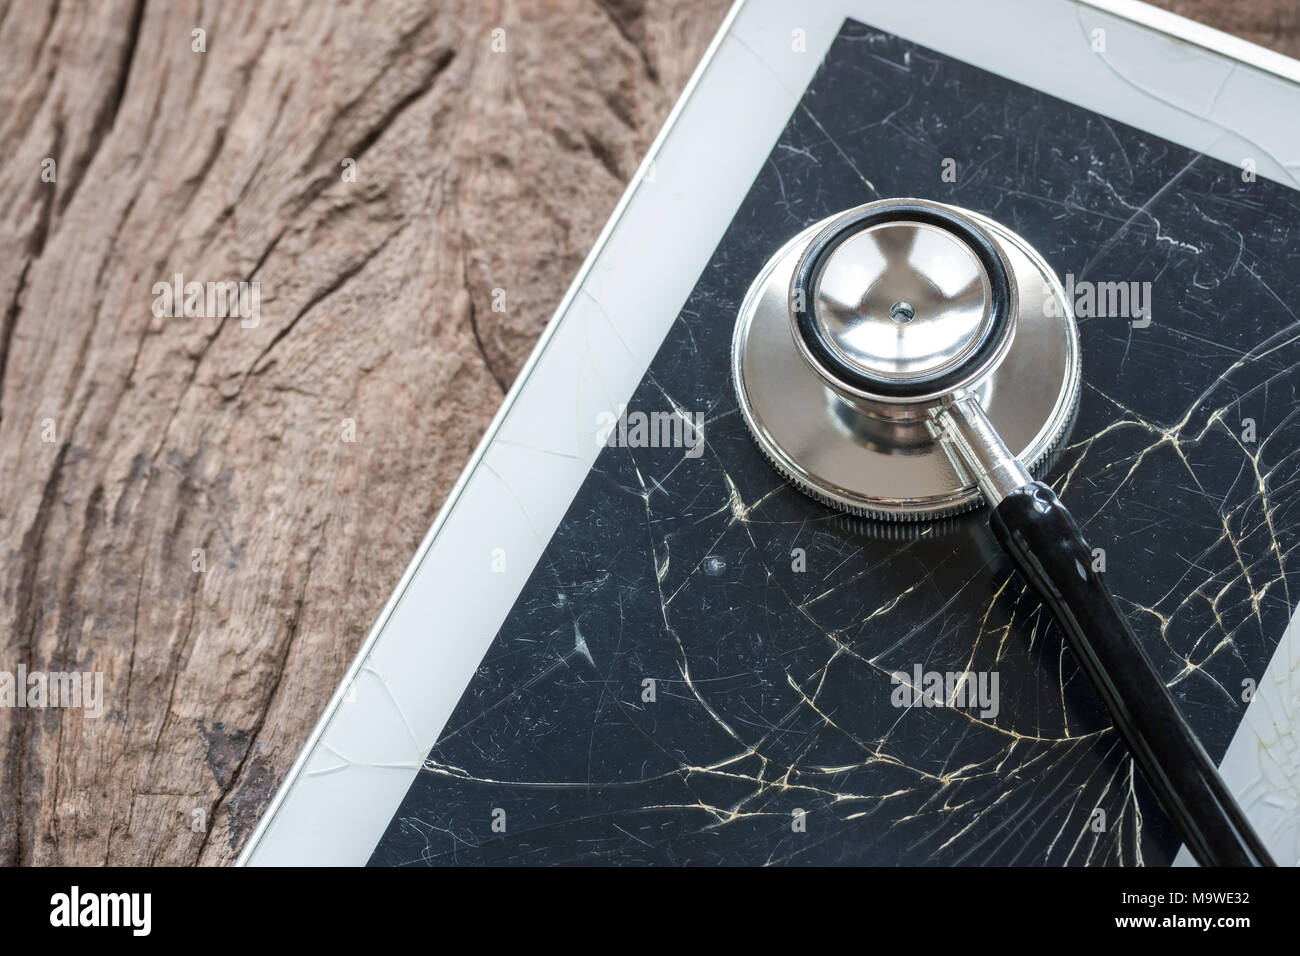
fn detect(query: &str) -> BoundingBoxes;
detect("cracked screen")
[369,18,1300,865]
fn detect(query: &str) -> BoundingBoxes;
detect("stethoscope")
[731,197,1275,867]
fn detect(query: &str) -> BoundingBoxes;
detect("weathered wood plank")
[0,0,729,866]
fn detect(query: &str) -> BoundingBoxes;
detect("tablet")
[240,0,1300,866]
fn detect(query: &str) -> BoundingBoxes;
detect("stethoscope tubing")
[991,482,1276,867]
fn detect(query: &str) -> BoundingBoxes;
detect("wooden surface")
[0,1,1295,866]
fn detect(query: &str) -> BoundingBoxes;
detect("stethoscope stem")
[929,392,1033,505]
[934,397,1275,867]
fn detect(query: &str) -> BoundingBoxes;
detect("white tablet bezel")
[239,0,1300,866]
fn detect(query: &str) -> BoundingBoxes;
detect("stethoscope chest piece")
[731,197,1079,520]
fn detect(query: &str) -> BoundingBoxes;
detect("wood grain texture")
[1158,0,1300,57]
[0,0,1294,866]
[0,0,730,866]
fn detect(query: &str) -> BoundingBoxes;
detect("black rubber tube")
[990,481,1275,867]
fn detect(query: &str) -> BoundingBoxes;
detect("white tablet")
[240,0,1300,866]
